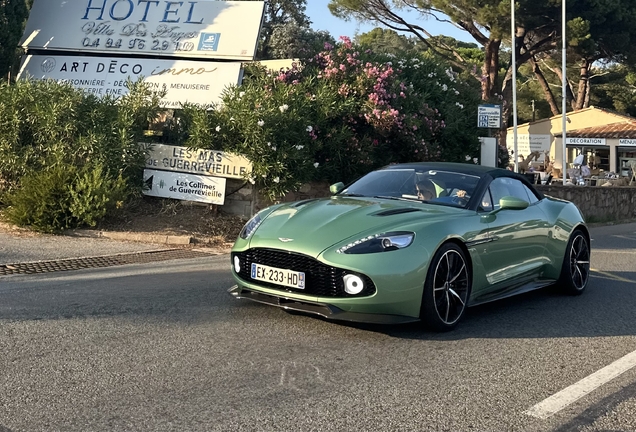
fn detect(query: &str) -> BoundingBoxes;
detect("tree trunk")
[530,57,560,116]
[481,39,501,100]
[549,65,576,109]
[575,58,590,110]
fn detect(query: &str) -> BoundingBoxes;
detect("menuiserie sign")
[18,54,241,108]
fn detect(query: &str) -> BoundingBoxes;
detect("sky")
[305,0,474,44]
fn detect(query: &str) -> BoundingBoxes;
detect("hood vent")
[292,198,319,208]
[374,208,420,216]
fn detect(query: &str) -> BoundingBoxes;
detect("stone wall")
[222,180,332,218]
[536,185,636,222]
[222,181,636,224]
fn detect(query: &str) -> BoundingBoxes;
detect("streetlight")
[561,0,567,185]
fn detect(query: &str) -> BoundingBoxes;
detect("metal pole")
[562,0,567,185]
[511,0,519,173]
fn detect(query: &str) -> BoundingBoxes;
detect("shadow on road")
[312,272,636,341]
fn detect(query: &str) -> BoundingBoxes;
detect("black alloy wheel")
[421,243,471,331]
[559,229,590,295]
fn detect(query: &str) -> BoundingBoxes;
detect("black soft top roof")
[381,162,544,199]
[382,162,511,178]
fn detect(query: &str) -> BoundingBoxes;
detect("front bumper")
[228,285,419,325]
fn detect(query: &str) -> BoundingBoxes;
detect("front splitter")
[228,285,419,325]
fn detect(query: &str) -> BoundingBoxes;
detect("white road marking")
[593,249,636,254]
[525,349,636,419]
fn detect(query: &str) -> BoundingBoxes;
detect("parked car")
[228,162,590,331]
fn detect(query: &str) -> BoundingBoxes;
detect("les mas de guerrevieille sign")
[20,0,265,61]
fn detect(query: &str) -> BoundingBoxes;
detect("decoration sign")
[18,54,242,108]
[143,169,226,204]
[477,104,501,128]
[20,0,265,60]
[619,139,636,146]
[565,137,606,145]
[143,143,252,179]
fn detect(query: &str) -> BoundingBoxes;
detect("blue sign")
[477,104,501,128]
[198,33,221,51]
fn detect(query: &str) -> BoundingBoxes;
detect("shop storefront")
[617,139,636,177]
[555,121,636,180]
[506,107,634,174]
[563,138,610,175]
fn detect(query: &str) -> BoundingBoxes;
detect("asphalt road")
[1,223,635,431]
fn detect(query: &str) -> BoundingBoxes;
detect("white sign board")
[479,137,497,167]
[565,137,606,146]
[144,143,252,179]
[18,54,241,108]
[143,169,226,204]
[505,134,551,161]
[477,104,501,128]
[20,0,265,61]
[619,139,636,146]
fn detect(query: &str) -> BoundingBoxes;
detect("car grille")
[232,248,376,298]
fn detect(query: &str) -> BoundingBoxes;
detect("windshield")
[340,168,480,209]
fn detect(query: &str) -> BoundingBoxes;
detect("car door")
[477,177,550,294]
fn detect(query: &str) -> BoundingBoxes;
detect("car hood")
[249,196,466,257]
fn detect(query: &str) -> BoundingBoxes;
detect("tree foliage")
[326,0,636,129]
[355,28,416,54]
[268,22,335,59]
[0,0,30,79]
[256,0,311,59]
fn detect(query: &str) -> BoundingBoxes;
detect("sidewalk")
[0,223,232,266]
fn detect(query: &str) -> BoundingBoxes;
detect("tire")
[420,243,471,331]
[558,229,590,295]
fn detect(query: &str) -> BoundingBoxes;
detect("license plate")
[250,263,305,289]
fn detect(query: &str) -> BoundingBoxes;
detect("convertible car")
[228,162,590,331]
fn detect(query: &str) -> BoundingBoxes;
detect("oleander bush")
[0,78,163,232]
[177,37,483,200]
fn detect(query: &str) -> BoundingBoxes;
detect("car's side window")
[506,179,537,204]
[479,188,493,212]
[489,177,539,208]
[489,178,511,209]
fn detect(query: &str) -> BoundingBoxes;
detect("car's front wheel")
[420,243,471,331]
[558,229,590,295]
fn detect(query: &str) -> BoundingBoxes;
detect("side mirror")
[330,182,345,195]
[499,196,529,211]
[481,196,528,222]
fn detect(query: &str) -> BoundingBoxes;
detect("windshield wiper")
[373,195,421,202]
[340,193,366,197]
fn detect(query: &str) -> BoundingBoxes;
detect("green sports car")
[228,162,590,331]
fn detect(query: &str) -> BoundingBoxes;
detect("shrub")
[0,79,164,231]
[5,163,130,233]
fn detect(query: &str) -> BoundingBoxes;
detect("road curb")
[67,229,193,245]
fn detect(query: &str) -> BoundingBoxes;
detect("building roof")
[507,106,633,130]
[553,121,636,138]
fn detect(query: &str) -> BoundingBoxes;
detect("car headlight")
[239,213,263,239]
[336,231,415,254]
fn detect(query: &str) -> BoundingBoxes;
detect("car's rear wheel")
[420,243,471,331]
[558,229,590,295]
